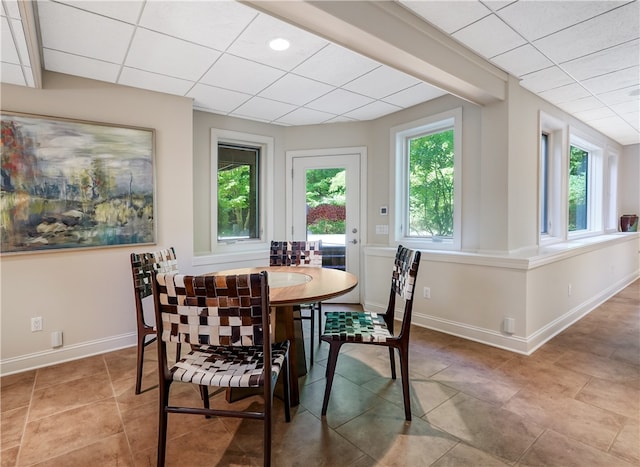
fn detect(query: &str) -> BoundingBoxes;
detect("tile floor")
[2,280,638,466]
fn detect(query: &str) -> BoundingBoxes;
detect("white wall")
[1,72,194,374]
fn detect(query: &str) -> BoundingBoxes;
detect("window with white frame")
[568,132,603,237]
[391,108,462,250]
[211,129,273,253]
[539,111,565,244]
[606,151,619,232]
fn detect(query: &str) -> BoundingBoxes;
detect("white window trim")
[539,111,567,246]
[605,149,619,233]
[568,128,604,239]
[210,128,274,254]
[390,107,462,250]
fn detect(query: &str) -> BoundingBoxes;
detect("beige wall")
[1,72,193,373]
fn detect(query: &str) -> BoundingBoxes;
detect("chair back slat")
[270,240,322,267]
[393,245,421,337]
[155,272,268,347]
[131,247,178,301]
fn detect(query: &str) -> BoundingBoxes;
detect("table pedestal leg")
[275,304,300,406]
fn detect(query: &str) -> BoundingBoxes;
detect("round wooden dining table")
[213,266,358,406]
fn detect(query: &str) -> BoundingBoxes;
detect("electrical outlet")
[31,317,43,332]
[423,287,431,299]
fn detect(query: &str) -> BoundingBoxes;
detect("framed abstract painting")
[1,112,156,254]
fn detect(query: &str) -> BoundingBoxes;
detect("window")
[217,144,260,241]
[391,108,462,250]
[606,152,619,232]
[568,144,589,232]
[568,132,604,238]
[211,129,273,253]
[540,133,549,235]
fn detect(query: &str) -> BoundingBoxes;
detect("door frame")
[285,146,367,304]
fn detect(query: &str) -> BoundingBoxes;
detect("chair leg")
[157,380,171,467]
[309,306,315,366]
[321,341,342,416]
[200,385,211,417]
[264,379,272,467]
[388,347,397,380]
[282,351,291,422]
[398,346,411,421]
[135,333,145,395]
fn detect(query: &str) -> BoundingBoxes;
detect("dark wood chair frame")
[320,245,421,421]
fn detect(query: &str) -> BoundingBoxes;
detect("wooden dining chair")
[129,247,181,395]
[152,271,291,467]
[320,245,421,421]
[270,240,323,365]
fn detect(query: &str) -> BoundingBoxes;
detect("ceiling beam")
[17,0,43,88]
[242,0,507,105]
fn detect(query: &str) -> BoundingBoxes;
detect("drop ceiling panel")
[55,0,144,23]
[275,107,335,126]
[558,96,608,114]
[382,82,447,108]
[306,88,374,114]
[3,0,21,18]
[139,1,257,51]
[582,66,640,95]
[119,67,194,96]
[292,44,380,87]
[344,100,401,120]
[1,16,20,64]
[343,66,422,99]
[125,28,221,81]
[398,0,490,33]
[37,1,134,63]
[561,39,640,81]
[231,96,297,122]
[199,54,284,95]
[1,62,26,86]
[259,74,333,106]
[533,3,639,63]
[188,83,251,114]
[491,44,553,77]
[537,83,591,104]
[520,66,574,93]
[453,14,526,59]
[496,1,624,41]
[226,13,328,71]
[43,48,120,83]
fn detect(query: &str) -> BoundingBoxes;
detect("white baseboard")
[0,332,137,376]
[366,272,638,355]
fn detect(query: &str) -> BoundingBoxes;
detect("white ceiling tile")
[343,100,401,120]
[587,115,639,143]
[382,82,446,108]
[119,67,194,96]
[621,112,639,131]
[1,16,19,64]
[275,107,336,126]
[37,1,134,63]
[533,3,640,64]
[259,74,333,106]
[561,39,640,81]
[43,48,120,83]
[558,96,606,114]
[126,28,220,81]
[483,1,518,11]
[3,0,21,19]
[226,13,328,71]
[520,66,574,93]
[306,88,374,114]
[574,106,616,122]
[324,115,359,124]
[399,1,491,34]
[293,44,380,87]
[200,54,284,95]
[497,1,624,41]
[492,44,553,77]
[453,14,526,59]
[231,96,298,122]
[582,66,640,95]
[56,0,144,23]
[609,100,640,115]
[188,83,251,114]
[1,61,26,85]
[343,66,421,99]
[537,83,591,104]
[139,1,257,51]
[597,85,640,106]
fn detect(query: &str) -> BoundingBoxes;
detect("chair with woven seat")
[320,245,421,421]
[270,240,322,365]
[152,271,290,467]
[130,247,181,395]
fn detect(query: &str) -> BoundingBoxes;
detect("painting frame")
[1,111,156,254]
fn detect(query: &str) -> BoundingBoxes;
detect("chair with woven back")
[129,247,181,395]
[152,270,291,467]
[270,240,323,365]
[320,245,421,421]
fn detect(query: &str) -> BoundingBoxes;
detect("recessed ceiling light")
[269,38,290,51]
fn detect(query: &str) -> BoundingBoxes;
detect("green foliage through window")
[306,168,345,235]
[408,129,454,238]
[568,145,588,231]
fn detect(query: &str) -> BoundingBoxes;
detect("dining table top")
[212,265,358,306]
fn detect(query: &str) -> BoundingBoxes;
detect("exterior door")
[286,148,365,303]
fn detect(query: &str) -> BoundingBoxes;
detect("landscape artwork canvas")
[1,112,155,253]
